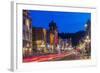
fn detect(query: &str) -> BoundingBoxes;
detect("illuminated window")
[26,18,30,30]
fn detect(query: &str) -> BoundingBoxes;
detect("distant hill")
[58,30,86,46]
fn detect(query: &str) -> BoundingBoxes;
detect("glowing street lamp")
[84,35,90,43]
[84,24,88,28]
[86,35,89,39]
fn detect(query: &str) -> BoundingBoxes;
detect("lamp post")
[84,24,87,30]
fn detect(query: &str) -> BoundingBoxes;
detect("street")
[23,50,82,62]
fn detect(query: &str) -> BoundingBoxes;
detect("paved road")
[23,50,81,62]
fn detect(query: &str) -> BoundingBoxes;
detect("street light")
[86,35,89,39]
[84,35,90,43]
[84,24,88,28]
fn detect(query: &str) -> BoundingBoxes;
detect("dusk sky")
[29,10,91,33]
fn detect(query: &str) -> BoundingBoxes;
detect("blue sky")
[29,10,91,33]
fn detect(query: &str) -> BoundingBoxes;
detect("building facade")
[23,10,32,57]
[84,20,91,56]
[32,27,48,53]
